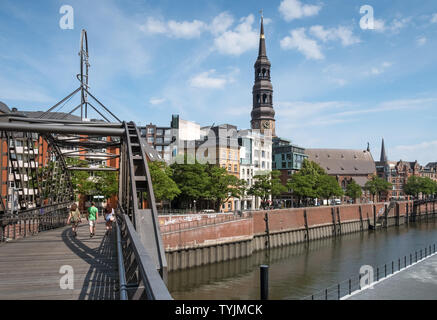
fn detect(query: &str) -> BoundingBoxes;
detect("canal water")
[168,221,437,300]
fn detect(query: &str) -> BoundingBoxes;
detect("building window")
[234,165,238,172]
[262,151,265,158]
[282,162,286,168]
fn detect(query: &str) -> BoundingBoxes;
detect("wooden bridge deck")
[0,221,119,300]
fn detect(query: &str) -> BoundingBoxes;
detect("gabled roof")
[306,149,376,175]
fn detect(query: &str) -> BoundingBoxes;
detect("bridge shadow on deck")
[61,222,119,300]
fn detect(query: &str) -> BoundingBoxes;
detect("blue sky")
[1,0,437,164]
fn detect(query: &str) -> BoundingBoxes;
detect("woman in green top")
[87,202,99,238]
[67,203,82,237]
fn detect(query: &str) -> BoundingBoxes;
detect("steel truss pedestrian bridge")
[0,30,171,300]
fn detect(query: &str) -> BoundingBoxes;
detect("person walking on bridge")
[87,202,99,238]
[104,204,115,235]
[67,203,82,238]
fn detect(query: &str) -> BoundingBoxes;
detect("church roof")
[306,148,376,175]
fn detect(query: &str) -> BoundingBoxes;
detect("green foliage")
[248,170,287,209]
[345,180,363,202]
[364,175,392,201]
[287,172,317,199]
[171,157,247,211]
[404,176,437,198]
[316,174,344,201]
[171,159,210,202]
[148,161,180,202]
[66,158,118,200]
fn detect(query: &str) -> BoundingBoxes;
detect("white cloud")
[141,17,206,39]
[373,17,411,34]
[431,13,437,24]
[391,140,437,164]
[276,100,355,130]
[310,25,360,46]
[209,12,234,36]
[149,98,166,105]
[335,98,436,117]
[280,28,324,60]
[214,14,258,56]
[167,20,206,39]
[363,61,393,76]
[279,0,322,22]
[141,17,167,34]
[417,36,427,46]
[373,19,386,32]
[189,70,228,89]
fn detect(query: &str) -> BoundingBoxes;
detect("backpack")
[71,209,81,222]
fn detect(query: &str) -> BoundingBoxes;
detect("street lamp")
[193,200,196,213]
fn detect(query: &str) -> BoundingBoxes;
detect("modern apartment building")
[238,129,272,210]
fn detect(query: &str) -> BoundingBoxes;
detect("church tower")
[251,15,276,136]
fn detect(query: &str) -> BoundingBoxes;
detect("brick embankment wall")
[162,201,434,271]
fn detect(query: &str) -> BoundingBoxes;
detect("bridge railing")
[115,206,172,300]
[0,202,70,242]
[302,242,437,300]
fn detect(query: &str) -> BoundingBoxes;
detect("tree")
[204,165,245,211]
[148,161,180,203]
[345,180,363,203]
[94,170,118,200]
[66,158,95,201]
[286,159,329,206]
[171,158,210,207]
[316,175,344,205]
[404,176,437,199]
[248,170,287,209]
[66,158,119,201]
[364,175,392,202]
[287,173,317,205]
[420,177,437,198]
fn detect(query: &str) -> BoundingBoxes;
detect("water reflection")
[169,221,437,300]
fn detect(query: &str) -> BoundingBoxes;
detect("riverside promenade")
[346,252,437,300]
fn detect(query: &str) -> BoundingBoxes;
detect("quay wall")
[162,201,437,271]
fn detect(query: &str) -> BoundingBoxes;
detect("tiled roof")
[306,149,376,175]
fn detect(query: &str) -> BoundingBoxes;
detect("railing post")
[260,265,269,300]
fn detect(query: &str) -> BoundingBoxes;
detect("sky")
[0,0,437,164]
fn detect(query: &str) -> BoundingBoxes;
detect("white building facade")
[237,129,272,211]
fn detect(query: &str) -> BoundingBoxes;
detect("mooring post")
[331,207,337,237]
[260,265,269,300]
[264,213,270,250]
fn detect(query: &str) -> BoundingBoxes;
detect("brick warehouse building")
[0,101,138,213]
[376,138,424,201]
[306,147,376,203]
